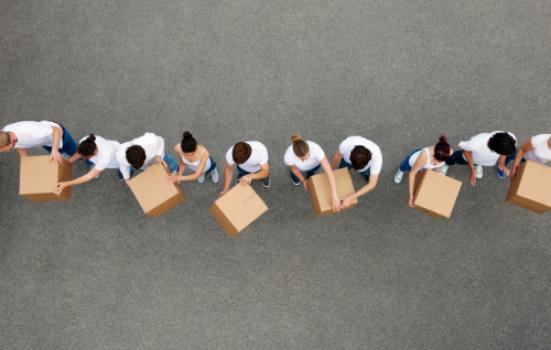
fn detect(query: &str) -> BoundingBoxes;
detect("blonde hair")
[0,131,10,147]
[291,134,309,157]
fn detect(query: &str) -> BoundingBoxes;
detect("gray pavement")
[1,1,550,349]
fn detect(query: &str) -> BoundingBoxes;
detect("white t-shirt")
[80,135,121,171]
[225,141,269,173]
[408,147,444,169]
[338,136,383,174]
[2,121,63,149]
[117,132,165,180]
[524,134,551,164]
[458,131,517,166]
[283,141,325,171]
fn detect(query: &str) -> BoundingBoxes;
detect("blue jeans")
[339,159,371,182]
[42,124,77,156]
[445,150,517,166]
[398,148,421,172]
[236,165,270,185]
[204,157,217,176]
[163,154,179,173]
[505,150,524,165]
[290,164,321,182]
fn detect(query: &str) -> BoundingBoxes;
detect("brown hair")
[232,142,252,164]
[434,134,452,161]
[291,134,309,157]
[0,131,10,147]
[350,146,371,170]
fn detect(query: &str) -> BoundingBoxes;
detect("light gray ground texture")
[1,1,550,349]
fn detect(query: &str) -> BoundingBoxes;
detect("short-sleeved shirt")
[80,135,121,171]
[458,131,517,166]
[116,132,165,180]
[2,121,62,149]
[225,141,269,173]
[283,140,325,171]
[524,134,551,164]
[338,136,383,174]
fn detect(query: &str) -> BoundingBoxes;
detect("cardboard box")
[506,161,551,213]
[127,163,184,217]
[210,184,268,237]
[413,170,462,219]
[19,156,72,201]
[307,167,358,217]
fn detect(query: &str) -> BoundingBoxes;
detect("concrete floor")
[1,1,551,349]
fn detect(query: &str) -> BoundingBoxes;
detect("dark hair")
[181,131,197,153]
[291,134,309,157]
[126,145,146,169]
[77,134,97,157]
[434,135,452,161]
[488,132,516,155]
[350,146,371,170]
[232,142,252,164]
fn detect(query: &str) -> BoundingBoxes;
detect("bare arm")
[221,164,234,194]
[511,140,533,179]
[350,174,379,200]
[320,157,341,212]
[247,163,270,180]
[290,165,305,183]
[463,151,477,186]
[331,151,343,169]
[16,148,29,157]
[179,151,209,181]
[68,153,81,164]
[49,126,64,164]
[56,168,101,194]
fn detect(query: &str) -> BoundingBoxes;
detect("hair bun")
[87,134,96,142]
[438,134,447,143]
[291,134,302,142]
[183,131,193,139]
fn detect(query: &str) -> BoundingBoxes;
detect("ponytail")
[434,133,452,161]
[181,131,197,153]
[291,134,309,157]
[77,134,97,157]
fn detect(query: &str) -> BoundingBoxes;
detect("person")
[284,134,340,212]
[510,134,551,180]
[0,120,77,164]
[331,136,383,208]
[168,131,219,184]
[394,135,453,207]
[220,140,270,196]
[116,132,178,183]
[55,134,121,194]
[441,131,517,186]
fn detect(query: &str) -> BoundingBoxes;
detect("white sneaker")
[197,173,205,184]
[261,177,271,189]
[440,164,449,176]
[475,165,483,179]
[394,169,404,184]
[210,168,219,183]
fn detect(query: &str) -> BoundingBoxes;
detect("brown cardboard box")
[413,170,462,219]
[506,161,551,213]
[19,155,72,201]
[127,163,184,217]
[210,184,268,237]
[308,167,358,217]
